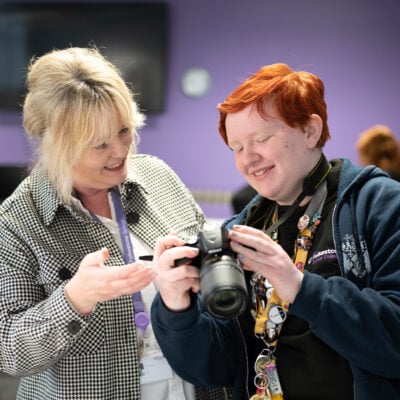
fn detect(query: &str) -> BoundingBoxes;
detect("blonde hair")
[357,124,400,174]
[23,47,145,204]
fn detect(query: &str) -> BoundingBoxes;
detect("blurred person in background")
[356,124,400,181]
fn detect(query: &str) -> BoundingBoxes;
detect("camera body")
[176,222,248,319]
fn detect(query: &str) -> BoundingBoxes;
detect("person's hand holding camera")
[153,233,201,312]
[229,225,304,304]
[154,224,248,319]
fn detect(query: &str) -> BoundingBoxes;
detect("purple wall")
[1,0,400,219]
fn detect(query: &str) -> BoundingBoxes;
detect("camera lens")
[200,255,248,319]
[215,290,236,308]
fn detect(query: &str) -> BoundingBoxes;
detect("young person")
[151,63,400,399]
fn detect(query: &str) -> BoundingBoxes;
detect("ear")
[305,114,323,148]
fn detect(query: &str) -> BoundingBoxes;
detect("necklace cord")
[264,154,331,235]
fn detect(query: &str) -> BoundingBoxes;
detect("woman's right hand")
[152,233,201,312]
[64,248,157,315]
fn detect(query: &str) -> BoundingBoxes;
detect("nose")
[110,136,131,157]
[243,145,260,169]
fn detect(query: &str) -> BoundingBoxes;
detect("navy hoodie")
[151,159,400,399]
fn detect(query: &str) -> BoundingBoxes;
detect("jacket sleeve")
[290,176,400,378]
[0,227,93,376]
[151,292,244,388]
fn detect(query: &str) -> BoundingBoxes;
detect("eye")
[256,136,269,144]
[119,127,131,136]
[94,142,108,150]
[229,145,243,154]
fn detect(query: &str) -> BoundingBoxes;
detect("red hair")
[218,63,330,148]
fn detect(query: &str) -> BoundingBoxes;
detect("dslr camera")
[175,222,248,319]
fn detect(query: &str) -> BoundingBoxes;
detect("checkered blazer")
[0,154,230,400]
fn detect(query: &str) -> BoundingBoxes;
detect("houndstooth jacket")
[0,154,230,400]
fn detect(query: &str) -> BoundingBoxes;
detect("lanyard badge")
[110,190,150,332]
[250,182,328,400]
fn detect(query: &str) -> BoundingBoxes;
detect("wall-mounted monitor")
[0,2,168,114]
[0,165,28,202]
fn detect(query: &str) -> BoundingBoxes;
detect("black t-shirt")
[239,161,354,400]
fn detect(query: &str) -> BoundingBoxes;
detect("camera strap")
[250,155,330,400]
[254,181,328,338]
[264,153,331,235]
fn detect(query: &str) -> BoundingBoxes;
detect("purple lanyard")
[110,190,150,332]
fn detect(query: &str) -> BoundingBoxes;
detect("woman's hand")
[64,248,157,315]
[152,233,201,312]
[229,225,303,304]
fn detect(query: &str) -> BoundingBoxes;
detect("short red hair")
[218,63,330,148]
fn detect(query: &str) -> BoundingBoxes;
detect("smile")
[105,160,124,171]
[252,166,273,177]
[254,169,267,176]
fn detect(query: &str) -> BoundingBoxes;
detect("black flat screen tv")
[0,2,168,114]
[0,165,28,202]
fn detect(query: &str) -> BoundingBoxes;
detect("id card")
[140,352,173,385]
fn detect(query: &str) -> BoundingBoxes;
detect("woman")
[0,47,228,400]
[151,63,400,399]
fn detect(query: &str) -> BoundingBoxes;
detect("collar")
[264,154,331,234]
[30,165,146,226]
